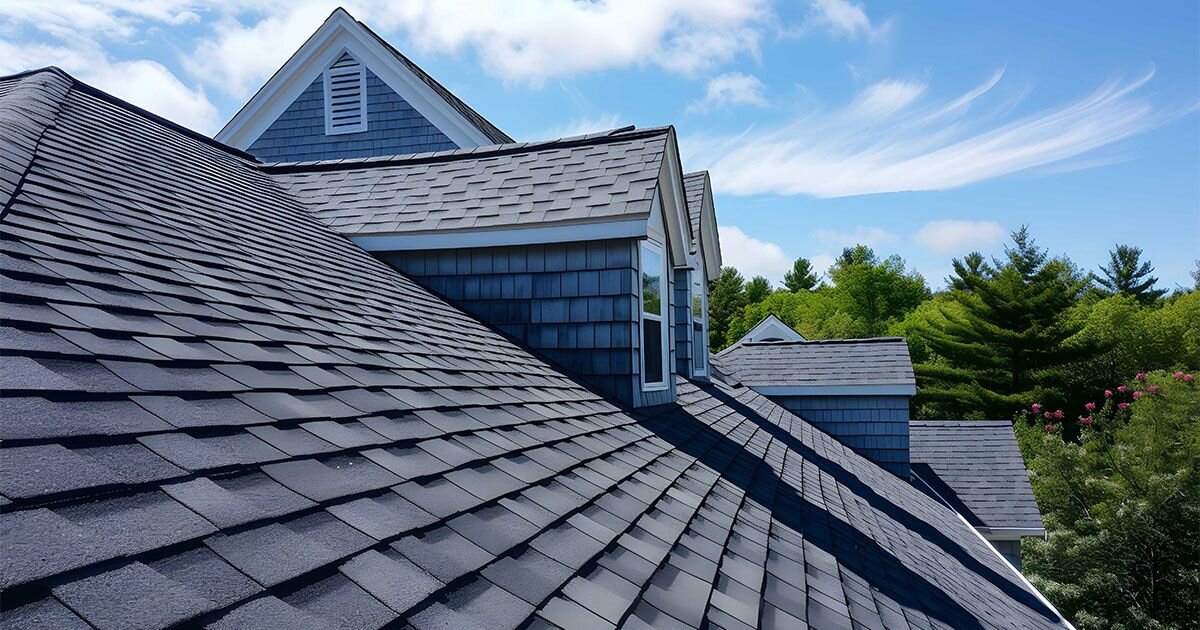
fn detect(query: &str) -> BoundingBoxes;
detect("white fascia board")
[656,131,693,265]
[742,314,805,343]
[979,527,1048,540]
[350,218,647,252]
[750,384,918,397]
[217,10,493,150]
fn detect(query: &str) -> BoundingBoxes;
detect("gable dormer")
[217,8,511,163]
[269,126,696,408]
[674,171,722,382]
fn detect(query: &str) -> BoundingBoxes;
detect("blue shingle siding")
[991,540,1022,570]
[382,239,674,407]
[770,395,911,476]
[673,268,691,376]
[246,68,459,163]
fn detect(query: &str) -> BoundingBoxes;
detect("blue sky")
[2,0,1197,289]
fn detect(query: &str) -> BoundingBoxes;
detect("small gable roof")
[0,68,1067,630]
[910,421,1046,535]
[715,337,917,395]
[217,8,511,151]
[681,171,721,281]
[736,314,806,344]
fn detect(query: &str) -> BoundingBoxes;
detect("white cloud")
[689,72,768,112]
[683,68,1179,198]
[718,226,793,284]
[805,0,873,40]
[0,40,220,134]
[813,226,898,248]
[913,220,1005,255]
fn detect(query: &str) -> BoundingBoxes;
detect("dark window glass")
[644,319,663,383]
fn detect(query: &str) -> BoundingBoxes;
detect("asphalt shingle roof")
[682,171,707,255]
[0,68,1065,629]
[910,421,1046,532]
[268,127,668,237]
[714,338,917,390]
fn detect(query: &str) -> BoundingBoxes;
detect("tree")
[1095,244,1166,304]
[745,276,772,304]
[782,257,819,292]
[708,266,747,350]
[947,251,994,293]
[1191,259,1199,291]
[915,226,1091,418]
[828,245,930,337]
[1017,371,1200,629]
[729,291,868,342]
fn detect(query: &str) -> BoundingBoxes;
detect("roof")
[682,172,706,254]
[354,11,512,145]
[0,68,1066,630]
[714,338,917,394]
[680,170,721,280]
[736,314,807,344]
[268,127,669,237]
[910,421,1046,534]
[217,8,510,150]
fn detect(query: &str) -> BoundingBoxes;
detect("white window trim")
[691,273,707,377]
[639,240,670,392]
[323,55,368,135]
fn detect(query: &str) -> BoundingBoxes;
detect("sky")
[2,0,1197,290]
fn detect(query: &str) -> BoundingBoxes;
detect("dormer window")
[323,53,367,135]
[690,271,707,377]
[640,240,669,391]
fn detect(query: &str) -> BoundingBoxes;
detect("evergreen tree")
[916,226,1091,417]
[782,258,819,292]
[836,244,878,268]
[947,251,994,292]
[1190,259,1199,291]
[745,276,772,304]
[1095,244,1166,304]
[708,266,747,350]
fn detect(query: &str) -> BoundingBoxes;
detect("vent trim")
[323,53,368,135]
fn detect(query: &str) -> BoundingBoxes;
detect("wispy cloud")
[913,220,1005,255]
[689,72,768,112]
[534,113,624,140]
[683,68,1181,198]
[802,0,891,41]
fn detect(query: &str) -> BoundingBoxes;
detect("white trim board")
[749,384,917,397]
[217,8,494,150]
[739,314,806,344]
[351,218,648,252]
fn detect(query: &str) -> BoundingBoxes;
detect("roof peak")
[740,336,907,347]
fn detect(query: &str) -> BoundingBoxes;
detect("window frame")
[638,239,670,392]
[690,270,708,377]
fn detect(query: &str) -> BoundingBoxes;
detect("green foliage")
[827,245,930,337]
[708,266,746,350]
[728,290,867,342]
[1095,244,1167,304]
[1016,372,1200,629]
[745,275,772,304]
[782,257,819,292]
[914,227,1091,417]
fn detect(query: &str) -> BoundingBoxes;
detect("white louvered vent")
[323,53,367,135]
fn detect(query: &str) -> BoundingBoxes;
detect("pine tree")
[947,251,994,292]
[1095,244,1166,304]
[917,226,1091,417]
[782,258,818,292]
[745,276,772,304]
[708,266,747,350]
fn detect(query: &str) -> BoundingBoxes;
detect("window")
[640,240,669,390]
[690,272,707,376]
[324,53,367,135]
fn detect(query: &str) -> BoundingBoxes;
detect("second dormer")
[267,126,713,407]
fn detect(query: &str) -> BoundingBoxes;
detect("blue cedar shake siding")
[673,268,692,377]
[992,540,1023,570]
[769,395,911,477]
[246,67,459,163]
[382,239,676,407]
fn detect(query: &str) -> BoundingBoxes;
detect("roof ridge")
[0,67,74,215]
[740,336,906,346]
[259,125,673,174]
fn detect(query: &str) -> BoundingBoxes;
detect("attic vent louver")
[323,53,367,135]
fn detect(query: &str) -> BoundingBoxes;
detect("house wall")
[246,67,459,163]
[381,238,676,407]
[768,394,910,476]
[673,268,692,377]
[990,539,1022,570]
